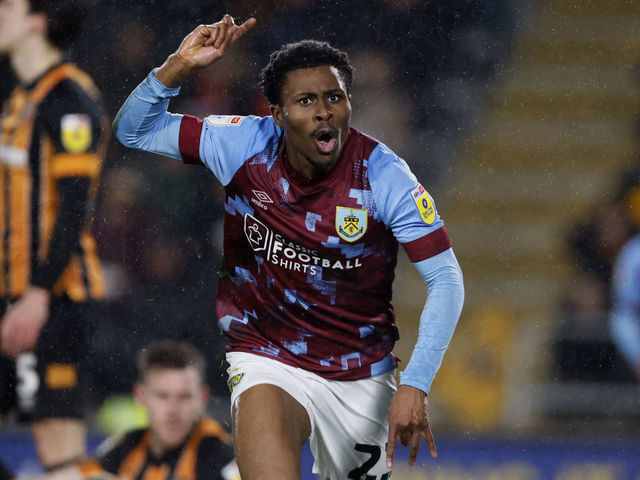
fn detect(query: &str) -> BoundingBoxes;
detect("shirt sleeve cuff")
[398,373,430,395]
[143,68,182,98]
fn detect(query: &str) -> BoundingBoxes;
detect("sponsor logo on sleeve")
[335,207,368,242]
[205,115,244,126]
[61,114,92,153]
[410,184,436,224]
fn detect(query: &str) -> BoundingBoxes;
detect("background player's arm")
[609,237,640,381]
[0,179,90,358]
[0,84,101,359]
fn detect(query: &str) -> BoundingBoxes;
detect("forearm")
[399,249,464,394]
[155,53,197,88]
[31,178,89,290]
[112,70,183,160]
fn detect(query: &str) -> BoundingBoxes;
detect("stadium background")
[2,0,640,477]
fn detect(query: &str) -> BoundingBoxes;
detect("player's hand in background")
[0,286,50,359]
[385,385,437,469]
[155,14,256,88]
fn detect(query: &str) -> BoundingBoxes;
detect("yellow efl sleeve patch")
[410,184,436,224]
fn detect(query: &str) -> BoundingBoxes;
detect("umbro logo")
[251,190,273,211]
[252,190,273,203]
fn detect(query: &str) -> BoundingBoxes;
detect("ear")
[29,11,47,36]
[270,104,284,128]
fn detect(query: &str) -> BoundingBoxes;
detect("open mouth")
[313,128,337,154]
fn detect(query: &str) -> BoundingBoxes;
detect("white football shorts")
[226,351,396,480]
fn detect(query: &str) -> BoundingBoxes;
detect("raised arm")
[112,15,256,158]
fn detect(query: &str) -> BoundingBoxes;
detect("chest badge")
[336,207,367,242]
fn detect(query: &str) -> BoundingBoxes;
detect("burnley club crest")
[336,207,367,242]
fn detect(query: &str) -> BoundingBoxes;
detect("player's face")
[0,0,35,54]
[272,65,352,180]
[135,367,208,452]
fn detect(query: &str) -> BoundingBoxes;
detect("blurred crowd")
[1,0,516,406]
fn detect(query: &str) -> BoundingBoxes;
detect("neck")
[285,148,337,181]
[11,34,62,84]
[149,432,169,458]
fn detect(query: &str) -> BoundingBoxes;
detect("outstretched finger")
[408,430,421,466]
[423,426,438,458]
[385,425,397,469]
[232,17,257,41]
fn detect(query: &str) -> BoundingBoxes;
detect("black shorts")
[0,296,93,422]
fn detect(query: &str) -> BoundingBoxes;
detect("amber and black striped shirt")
[0,62,106,301]
[78,418,239,480]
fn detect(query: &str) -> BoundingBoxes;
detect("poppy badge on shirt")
[205,115,244,126]
[336,207,367,242]
[61,114,92,153]
[410,184,436,224]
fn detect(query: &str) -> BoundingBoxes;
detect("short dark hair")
[29,0,89,50]
[137,340,206,383]
[259,40,354,106]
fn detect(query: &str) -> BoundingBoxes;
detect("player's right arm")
[112,15,256,163]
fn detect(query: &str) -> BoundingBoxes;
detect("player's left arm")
[386,249,463,467]
[367,144,464,467]
[0,81,104,359]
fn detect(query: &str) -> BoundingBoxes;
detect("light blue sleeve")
[112,69,184,160]
[609,235,640,371]
[199,115,282,186]
[113,70,283,185]
[399,248,465,394]
[367,143,444,242]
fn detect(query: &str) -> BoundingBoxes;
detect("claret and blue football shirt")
[114,71,455,383]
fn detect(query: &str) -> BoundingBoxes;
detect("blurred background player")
[0,0,107,473]
[609,232,640,382]
[113,15,464,480]
[37,340,239,480]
